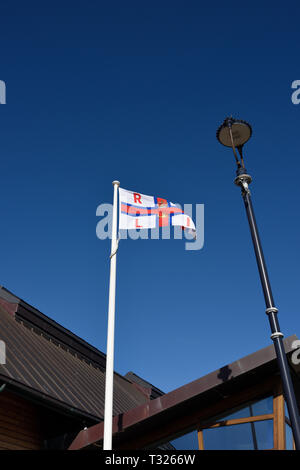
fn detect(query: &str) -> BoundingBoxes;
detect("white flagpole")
[103,180,120,450]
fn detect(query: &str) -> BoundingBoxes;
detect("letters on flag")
[119,188,196,235]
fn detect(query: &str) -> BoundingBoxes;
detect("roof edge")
[69,335,299,450]
[0,286,107,371]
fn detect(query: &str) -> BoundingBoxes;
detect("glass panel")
[285,423,294,450]
[285,401,290,420]
[211,396,273,422]
[170,431,199,450]
[203,420,273,450]
[251,396,273,416]
[218,405,251,421]
[253,419,274,449]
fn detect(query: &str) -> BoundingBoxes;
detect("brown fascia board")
[0,374,101,425]
[68,335,299,450]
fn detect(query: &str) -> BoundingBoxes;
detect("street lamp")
[216,116,300,450]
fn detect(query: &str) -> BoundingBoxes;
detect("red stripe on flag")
[121,203,183,216]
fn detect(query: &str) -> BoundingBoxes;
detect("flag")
[104,181,196,450]
[119,187,196,235]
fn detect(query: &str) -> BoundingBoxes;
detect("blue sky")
[1,1,300,393]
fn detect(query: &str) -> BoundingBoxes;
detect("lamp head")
[216,117,252,173]
[216,117,252,148]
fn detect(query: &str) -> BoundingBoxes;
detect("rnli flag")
[119,188,196,234]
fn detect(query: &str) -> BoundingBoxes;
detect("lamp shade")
[216,118,252,148]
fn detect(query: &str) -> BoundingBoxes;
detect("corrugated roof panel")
[0,307,148,420]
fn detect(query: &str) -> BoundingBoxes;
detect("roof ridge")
[0,286,107,372]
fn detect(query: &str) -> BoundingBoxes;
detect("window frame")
[146,376,293,451]
[197,380,287,450]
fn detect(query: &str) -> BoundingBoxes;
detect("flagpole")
[103,180,120,450]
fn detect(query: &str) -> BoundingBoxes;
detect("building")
[0,286,299,450]
[0,286,151,450]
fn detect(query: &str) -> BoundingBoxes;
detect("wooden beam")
[117,376,278,449]
[202,414,273,429]
[197,430,204,450]
[273,382,285,450]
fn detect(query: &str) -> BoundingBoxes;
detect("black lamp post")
[216,116,300,450]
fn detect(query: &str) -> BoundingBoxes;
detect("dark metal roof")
[125,372,165,400]
[0,286,108,371]
[0,287,149,422]
[69,335,300,449]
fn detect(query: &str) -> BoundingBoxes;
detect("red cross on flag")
[119,187,196,235]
